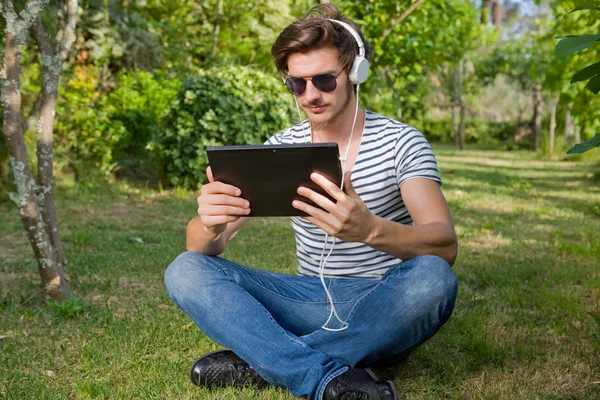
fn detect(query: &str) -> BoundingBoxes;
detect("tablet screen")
[206,143,342,216]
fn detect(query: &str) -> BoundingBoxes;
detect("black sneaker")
[324,368,399,400]
[189,349,270,389]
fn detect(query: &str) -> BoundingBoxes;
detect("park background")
[1,0,599,399]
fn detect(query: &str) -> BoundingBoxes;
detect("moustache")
[304,101,326,107]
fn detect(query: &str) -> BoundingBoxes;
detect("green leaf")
[570,61,600,83]
[571,0,600,12]
[555,35,600,57]
[567,133,600,154]
[586,74,600,94]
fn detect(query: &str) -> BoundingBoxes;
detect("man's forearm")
[186,217,227,255]
[365,216,458,266]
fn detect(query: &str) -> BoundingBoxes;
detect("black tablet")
[206,143,342,216]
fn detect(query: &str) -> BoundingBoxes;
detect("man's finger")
[198,194,249,209]
[199,204,251,216]
[207,166,214,183]
[296,186,336,213]
[201,181,243,197]
[310,173,345,202]
[343,171,358,197]
[292,199,337,229]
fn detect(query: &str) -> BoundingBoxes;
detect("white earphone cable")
[318,83,361,331]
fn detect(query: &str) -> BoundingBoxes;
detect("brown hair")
[271,4,370,76]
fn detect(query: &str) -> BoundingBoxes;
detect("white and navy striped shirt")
[265,111,441,279]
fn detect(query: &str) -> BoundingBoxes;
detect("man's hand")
[197,166,251,234]
[292,171,376,243]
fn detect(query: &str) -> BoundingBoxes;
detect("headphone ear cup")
[349,56,370,84]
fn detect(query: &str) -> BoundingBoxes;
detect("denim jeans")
[164,251,457,400]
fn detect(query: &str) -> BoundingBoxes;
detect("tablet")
[206,143,342,216]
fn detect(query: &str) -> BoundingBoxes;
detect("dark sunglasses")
[284,71,343,96]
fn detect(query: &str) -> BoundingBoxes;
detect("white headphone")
[327,19,370,84]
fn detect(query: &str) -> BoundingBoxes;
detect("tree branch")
[58,0,77,62]
[381,0,426,43]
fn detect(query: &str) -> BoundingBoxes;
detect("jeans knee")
[164,251,212,302]
[400,255,458,320]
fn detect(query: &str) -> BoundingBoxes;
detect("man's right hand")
[196,166,251,235]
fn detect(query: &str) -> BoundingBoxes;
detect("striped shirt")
[265,111,441,279]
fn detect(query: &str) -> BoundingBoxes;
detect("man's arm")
[185,166,251,255]
[186,216,249,255]
[364,178,457,266]
[293,173,458,266]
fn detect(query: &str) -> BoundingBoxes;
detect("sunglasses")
[284,71,343,96]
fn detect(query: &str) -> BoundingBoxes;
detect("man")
[164,4,458,400]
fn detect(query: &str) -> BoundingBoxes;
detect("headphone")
[327,19,370,84]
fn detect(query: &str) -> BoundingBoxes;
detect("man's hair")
[271,4,371,77]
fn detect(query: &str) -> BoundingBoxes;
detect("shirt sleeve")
[264,130,284,145]
[394,126,442,187]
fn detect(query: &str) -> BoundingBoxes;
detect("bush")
[420,117,516,146]
[155,65,295,188]
[109,70,181,181]
[54,67,181,182]
[55,66,126,180]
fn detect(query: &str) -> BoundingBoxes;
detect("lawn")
[1,146,599,399]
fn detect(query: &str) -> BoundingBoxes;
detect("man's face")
[287,47,354,130]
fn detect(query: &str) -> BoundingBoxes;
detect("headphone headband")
[326,18,369,84]
[327,19,365,59]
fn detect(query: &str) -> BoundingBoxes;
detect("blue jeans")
[164,252,457,400]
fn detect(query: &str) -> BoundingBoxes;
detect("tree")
[553,1,600,154]
[0,0,77,300]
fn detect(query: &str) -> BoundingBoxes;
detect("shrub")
[54,67,182,182]
[109,70,181,181]
[420,117,517,146]
[55,66,126,180]
[155,65,295,188]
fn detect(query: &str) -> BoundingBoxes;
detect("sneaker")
[189,349,270,389]
[324,368,399,400]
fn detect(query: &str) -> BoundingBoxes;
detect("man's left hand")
[292,172,376,243]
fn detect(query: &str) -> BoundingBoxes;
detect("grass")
[1,146,599,399]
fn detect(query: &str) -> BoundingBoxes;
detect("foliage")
[155,66,294,188]
[567,133,600,153]
[421,118,515,145]
[76,0,164,70]
[54,66,126,179]
[108,70,182,180]
[552,1,600,154]
[340,0,481,124]
[53,67,181,180]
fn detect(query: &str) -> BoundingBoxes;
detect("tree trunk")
[455,60,466,150]
[211,0,223,58]
[451,104,459,146]
[532,83,543,152]
[451,66,459,145]
[458,101,467,151]
[481,0,490,25]
[1,1,69,300]
[565,102,575,146]
[1,0,76,300]
[491,0,502,30]
[548,96,558,155]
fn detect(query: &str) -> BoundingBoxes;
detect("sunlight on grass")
[1,148,599,399]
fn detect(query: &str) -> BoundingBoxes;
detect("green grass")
[1,146,599,399]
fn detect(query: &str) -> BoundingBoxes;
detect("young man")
[164,4,458,400]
